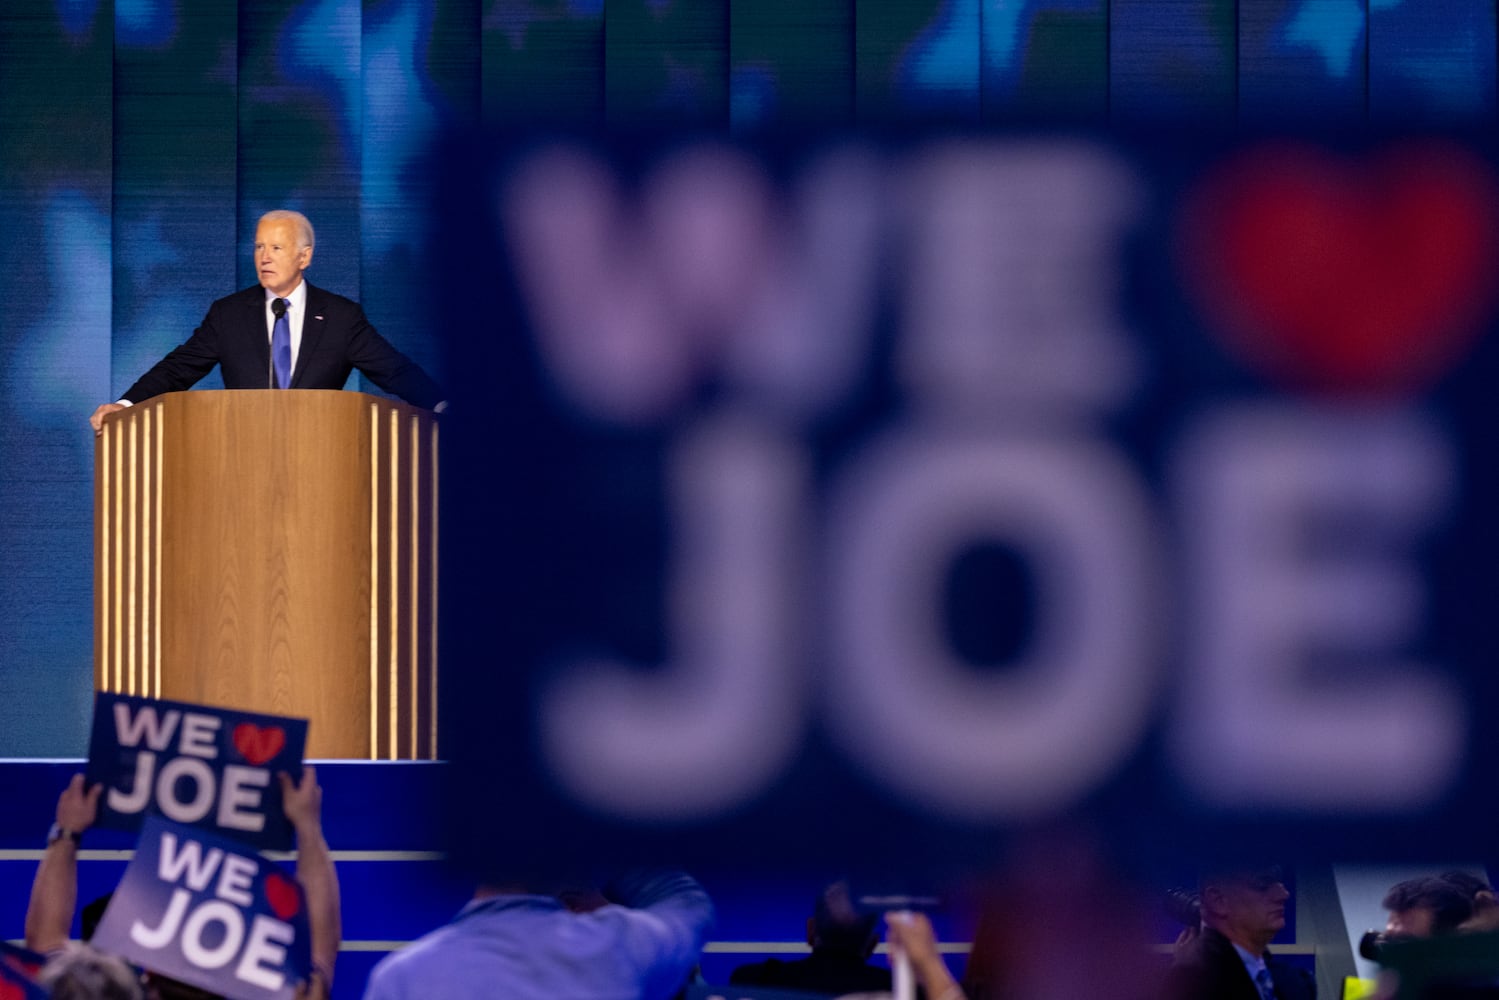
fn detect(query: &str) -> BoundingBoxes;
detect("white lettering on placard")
[155,757,217,823]
[217,766,269,832]
[178,714,221,759]
[180,901,244,969]
[216,854,257,907]
[131,894,288,989]
[1171,405,1465,809]
[158,833,224,890]
[106,749,270,829]
[131,888,190,949]
[539,416,808,819]
[107,752,157,814]
[113,705,223,757]
[237,917,294,990]
[135,832,292,991]
[826,430,1162,820]
[113,704,180,751]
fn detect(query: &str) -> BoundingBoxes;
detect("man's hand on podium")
[90,402,125,433]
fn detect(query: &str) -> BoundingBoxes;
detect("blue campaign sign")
[85,693,308,851]
[90,816,312,1000]
[430,131,1499,883]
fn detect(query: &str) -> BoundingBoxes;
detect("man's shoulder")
[302,282,362,313]
[366,920,465,985]
[1172,927,1236,966]
[729,957,797,986]
[206,285,265,310]
[1267,955,1317,1000]
[1163,929,1242,993]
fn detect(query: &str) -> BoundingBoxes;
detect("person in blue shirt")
[362,869,712,1000]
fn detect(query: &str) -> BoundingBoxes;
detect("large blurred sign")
[432,132,1499,881]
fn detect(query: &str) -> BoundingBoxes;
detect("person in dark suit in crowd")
[1159,864,1315,1000]
[728,881,893,996]
[89,209,442,432]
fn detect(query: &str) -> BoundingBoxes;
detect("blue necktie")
[272,299,292,389]
[1255,967,1277,1000]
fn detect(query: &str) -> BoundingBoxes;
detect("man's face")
[1386,907,1436,938]
[1214,870,1290,939]
[254,219,312,298]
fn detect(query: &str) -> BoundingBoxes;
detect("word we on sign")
[91,816,312,1000]
[86,694,308,850]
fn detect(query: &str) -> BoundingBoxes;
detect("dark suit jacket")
[729,950,894,996]
[1160,927,1316,1000]
[122,283,443,409]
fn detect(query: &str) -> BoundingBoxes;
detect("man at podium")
[89,209,444,431]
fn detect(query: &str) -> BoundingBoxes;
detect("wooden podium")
[94,390,438,760]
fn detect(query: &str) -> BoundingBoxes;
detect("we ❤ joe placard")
[86,693,308,850]
[91,816,312,1000]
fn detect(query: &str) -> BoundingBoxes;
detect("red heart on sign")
[1177,143,1499,394]
[232,723,286,766]
[0,980,27,1000]
[264,872,302,921]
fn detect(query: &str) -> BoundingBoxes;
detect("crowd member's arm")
[603,870,715,1000]
[25,775,100,953]
[886,911,965,1000]
[282,767,340,1000]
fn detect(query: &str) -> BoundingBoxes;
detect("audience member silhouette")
[729,881,893,996]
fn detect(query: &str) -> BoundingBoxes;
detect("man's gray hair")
[259,209,315,250]
[38,941,143,1000]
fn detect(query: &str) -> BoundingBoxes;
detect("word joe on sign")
[131,833,296,989]
[87,694,308,850]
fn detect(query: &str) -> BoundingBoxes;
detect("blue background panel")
[1240,0,1366,124]
[605,0,729,129]
[729,0,853,131]
[857,0,978,123]
[982,0,1107,122]
[1111,0,1234,124]
[1368,0,1496,124]
[483,0,603,126]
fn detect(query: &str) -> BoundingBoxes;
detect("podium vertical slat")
[369,401,385,758]
[424,419,439,759]
[151,405,163,698]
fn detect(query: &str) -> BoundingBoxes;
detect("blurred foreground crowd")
[12,774,1499,1000]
